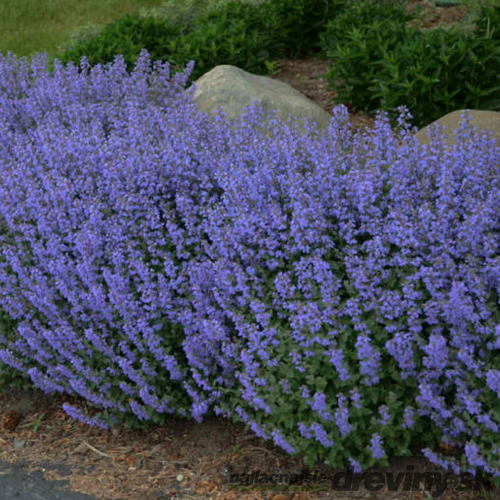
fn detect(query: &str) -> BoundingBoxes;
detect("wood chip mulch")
[0,386,498,500]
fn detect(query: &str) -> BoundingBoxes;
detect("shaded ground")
[1,386,500,500]
[0,458,121,500]
[1,1,498,500]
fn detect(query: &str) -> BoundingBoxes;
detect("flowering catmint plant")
[1,49,500,483]
[0,49,227,428]
[181,100,500,477]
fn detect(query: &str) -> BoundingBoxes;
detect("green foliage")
[53,0,360,90]
[168,0,288,86]
[320,2,500,129]
[319,0,417,48]
[54,1,290,88]
[320,13,417,117]
[253,0,350,59]
[473,1,500,39]
[0,366,35,391]
[53,14,188,74]
[0,307,35,391]
[218,257,446,472]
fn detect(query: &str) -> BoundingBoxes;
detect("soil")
[1,384,498,500]
[0,2,498,500]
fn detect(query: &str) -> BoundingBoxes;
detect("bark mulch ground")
[0,386,498,500]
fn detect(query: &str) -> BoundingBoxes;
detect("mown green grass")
[0,0,217,64]
[0,0,268,66]
[0,0,168,58]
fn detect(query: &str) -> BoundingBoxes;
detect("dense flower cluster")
[0,49,499,480]
[181,89,500,474]
[0,49,223,427]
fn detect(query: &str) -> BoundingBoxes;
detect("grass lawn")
[0,0,164,58]
[0,0,213,64]
[0,0,268,67]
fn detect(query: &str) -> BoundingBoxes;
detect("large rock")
[415,109,500,150]
[183,65,333,141]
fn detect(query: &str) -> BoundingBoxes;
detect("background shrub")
[320,16,417,118]
[53,0,353,89]
[473,1,500,40]
[165,0,289,85]
[250,0,351,59]
[53,2,289,88]
[320,1,500,129]
[54,14,189,76]
[320,0,416,44]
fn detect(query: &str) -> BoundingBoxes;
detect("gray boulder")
[183,64,333,141]
[415,109,500,150]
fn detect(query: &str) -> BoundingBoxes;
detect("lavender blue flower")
[369,434,387,459]
[334,394,352,437]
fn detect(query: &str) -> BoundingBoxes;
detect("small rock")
[13,438,26,449]
[176,474,184,483]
